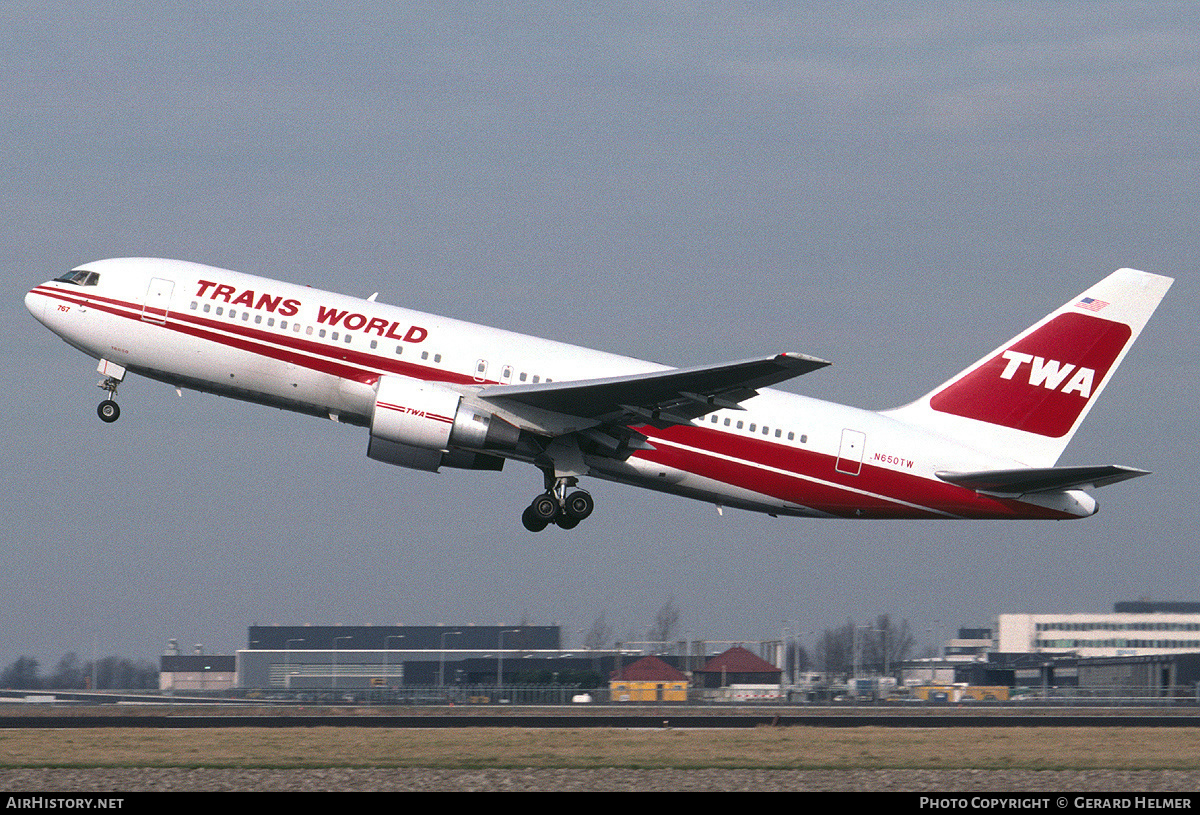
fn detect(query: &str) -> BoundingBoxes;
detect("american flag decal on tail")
[1076,297,1109,312]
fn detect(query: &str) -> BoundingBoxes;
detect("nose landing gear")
[96,364,124,423]
[521,476,595,532]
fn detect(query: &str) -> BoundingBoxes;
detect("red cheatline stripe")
[29,286,1073,519]
[31,285,481,387]
[636,424,1073,520]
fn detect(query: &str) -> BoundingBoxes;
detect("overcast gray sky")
[3,2,1196,666]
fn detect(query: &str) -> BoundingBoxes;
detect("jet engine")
[367,375,520,472]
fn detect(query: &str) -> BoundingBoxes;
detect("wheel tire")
[531,494,559,522]
[564,491,594,521]
[521,506,548,533]
[97,400,120,423]
[555,515,579,530]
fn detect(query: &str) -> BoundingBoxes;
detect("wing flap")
[936,464,1149,496]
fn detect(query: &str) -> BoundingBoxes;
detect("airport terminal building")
[997,605,1200,658]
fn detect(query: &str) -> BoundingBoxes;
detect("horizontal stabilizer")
[936,465,1149,496]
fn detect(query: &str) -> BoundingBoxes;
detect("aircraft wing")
[479,352,830,428]
[936,465,1149,496]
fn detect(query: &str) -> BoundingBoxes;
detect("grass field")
[3,727,1200,770]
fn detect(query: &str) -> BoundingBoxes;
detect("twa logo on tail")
[999,352,1094,397]
[930,312,1131,438]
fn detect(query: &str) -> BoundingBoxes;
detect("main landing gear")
[521,476,595,532]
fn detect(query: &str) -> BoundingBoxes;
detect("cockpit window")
[55,270,100,286]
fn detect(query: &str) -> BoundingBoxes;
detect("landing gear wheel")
[521,505,549,533]
[563,491,594,521]
[555,515,580,529]
[97,400,120,423]
[531,494,559,522]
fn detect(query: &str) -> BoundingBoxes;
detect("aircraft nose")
[25,287,46,324]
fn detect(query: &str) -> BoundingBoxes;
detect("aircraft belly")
[585,454,806,516]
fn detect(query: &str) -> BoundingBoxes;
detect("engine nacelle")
[367,375,520,472]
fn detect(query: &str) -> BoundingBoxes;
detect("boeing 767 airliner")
[26,259,1171,530]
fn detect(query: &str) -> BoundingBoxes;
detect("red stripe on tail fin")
[929,312,1131,437]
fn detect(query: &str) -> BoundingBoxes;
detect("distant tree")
[583,612,613,650]
[816,621,855,677]
[817,615,917,678]
[861,614,915,675]
[1,657,42,689]
[784,640,812,676]
[47,652,85,689]
[92,656,157,690]
[646,596,680,646]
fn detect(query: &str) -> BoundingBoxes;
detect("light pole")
[333,636,351,692]
[439,631,462,686]
[497,629,519,690]
[285,639,303,691]
[781,623,793,686]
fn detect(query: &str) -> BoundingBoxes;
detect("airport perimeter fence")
[210,684,1200,707]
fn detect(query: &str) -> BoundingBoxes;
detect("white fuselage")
[28,258,1130,521]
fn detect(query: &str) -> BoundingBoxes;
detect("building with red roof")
[610,655,689,702]
[693,646,782,689]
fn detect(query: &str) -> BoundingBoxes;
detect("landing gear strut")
[521,475,595,532]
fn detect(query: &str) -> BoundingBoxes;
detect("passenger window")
[189,301,198,311]
[532,375,540,383]
[787,432,795,441]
